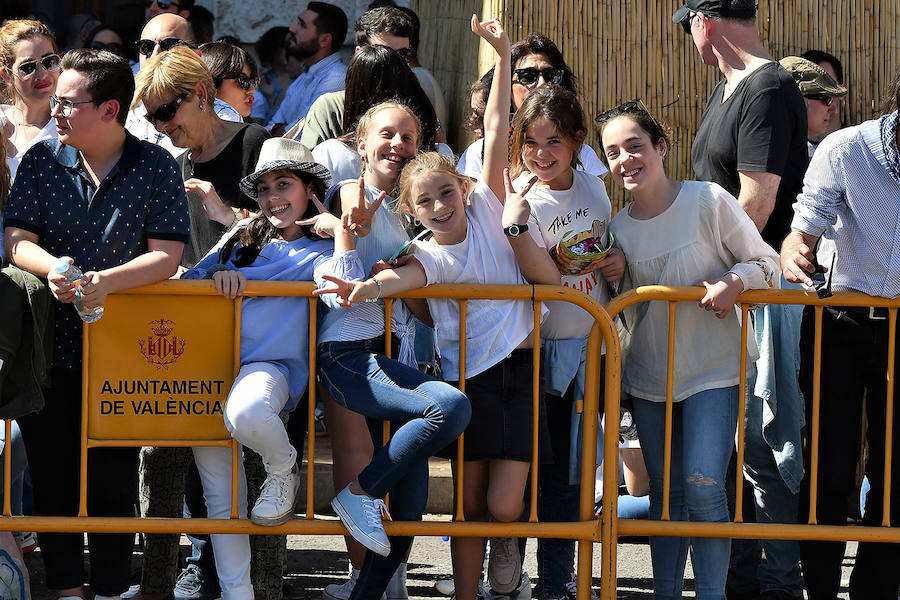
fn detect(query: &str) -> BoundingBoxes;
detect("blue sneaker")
[331,484,391,556]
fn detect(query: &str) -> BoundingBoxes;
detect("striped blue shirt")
[791,111,900,298]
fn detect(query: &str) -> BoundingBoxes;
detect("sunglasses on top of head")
[144,93,187,126]
[512,67,565,87]
[16,54,61,77]
[145,0,180,9]
[228,74,260,91]
[135,37,190,58]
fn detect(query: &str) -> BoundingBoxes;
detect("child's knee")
[487,492,523,523]
[684,471,728,518]
[224,401,267,439]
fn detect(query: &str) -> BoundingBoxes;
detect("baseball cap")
[779,56,848,97]
[673,0,758,33]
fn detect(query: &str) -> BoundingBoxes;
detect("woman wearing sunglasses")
[133,45,269,267]
[0,19,60,180]
[456,32,607,181]
[83,25,127,60]
[200,40,259,120]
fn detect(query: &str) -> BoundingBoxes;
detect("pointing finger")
[310,192,328,214]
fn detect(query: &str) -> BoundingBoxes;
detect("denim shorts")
[438,348,549,463]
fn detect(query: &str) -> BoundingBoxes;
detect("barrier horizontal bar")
[617,519,900,543]
[606,286,900,318]
[86,440,234,448]
[0,516,600,539]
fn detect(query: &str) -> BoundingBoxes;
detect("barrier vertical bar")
[306,299,317,519]
[662,301,676,521]
[808,305,823,524]
[595,321,617,600]
[231,298,242,519]
[383,299,393,507]
[734,305,749,523]
[3,419,10,516]
[455,300,468,521]
[79,324,91,517]
[529,299,541,523]
[883,307,896,526]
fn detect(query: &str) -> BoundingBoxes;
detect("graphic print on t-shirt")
[550,218,609,276]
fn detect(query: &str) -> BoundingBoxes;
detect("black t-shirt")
[691,61,808,249]
[177,122,270,266]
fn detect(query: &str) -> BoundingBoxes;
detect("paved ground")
[21,523,858,599]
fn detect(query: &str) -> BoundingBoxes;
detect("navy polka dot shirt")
[4,132,191,369]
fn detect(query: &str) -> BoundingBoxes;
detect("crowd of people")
[0,0,897,599]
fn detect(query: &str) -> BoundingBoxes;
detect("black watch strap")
[504,223,529,237]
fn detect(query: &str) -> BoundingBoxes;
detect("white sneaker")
[487,537,522,594]
[323,568,387,600]
[331,484,391,556]
[489,572,531,600]
[251,463,300,526]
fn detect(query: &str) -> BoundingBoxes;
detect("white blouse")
[609,180,779,402]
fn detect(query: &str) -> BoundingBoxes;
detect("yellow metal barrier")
[600,286,900,599]
[0,280,621,600]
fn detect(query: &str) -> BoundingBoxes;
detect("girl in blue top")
[181,138,354,600]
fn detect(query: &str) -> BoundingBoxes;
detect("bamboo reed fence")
[412,0,900,213]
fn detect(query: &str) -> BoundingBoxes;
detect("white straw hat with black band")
[240,138,332,200]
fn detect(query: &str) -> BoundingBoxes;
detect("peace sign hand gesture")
[313,274,376,309]
[342,176,386,238]
[501,168,537,228]
[296,192,342,238]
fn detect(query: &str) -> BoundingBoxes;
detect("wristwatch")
[504,223,529,237]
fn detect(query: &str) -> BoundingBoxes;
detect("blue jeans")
[631,386,738,600]
[318,338,471,598]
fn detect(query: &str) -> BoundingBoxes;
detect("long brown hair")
[508,84,585,179]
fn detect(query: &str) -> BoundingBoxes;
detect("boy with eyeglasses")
[3,48,189,600]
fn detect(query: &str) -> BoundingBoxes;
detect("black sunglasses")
[145,0,180,9]
[89,41,124,54]
[513,67,565,87]
[805,94,834,107]
[144,93,187,126]
[135,37,189,57]
[16,54,61,77]
[228,74,259,91]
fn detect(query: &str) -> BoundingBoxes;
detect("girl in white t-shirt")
[597,101,779,599]
[316,17,560,600]
[505,83,626,598]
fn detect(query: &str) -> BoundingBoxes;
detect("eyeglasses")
[89,41,124,54]
[228,74,259,91]
[135,37,189,58]
[512,67,565,87]
[16,54,61,78]
[805,94,834,107]
[145,0,180,9]
[49,95,94,118]
[144,93,187,126]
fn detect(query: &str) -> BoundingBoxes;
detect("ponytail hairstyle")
[508,84,586,179]
[216,170,326,268]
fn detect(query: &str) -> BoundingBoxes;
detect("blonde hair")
[396,151,472,214]
[0,20,58,104]
[132,45,216,112]
[353,100,422,150]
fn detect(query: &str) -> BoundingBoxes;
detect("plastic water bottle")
[54,258,104,323]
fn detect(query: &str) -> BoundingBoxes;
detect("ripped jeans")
[631,386,738,600]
